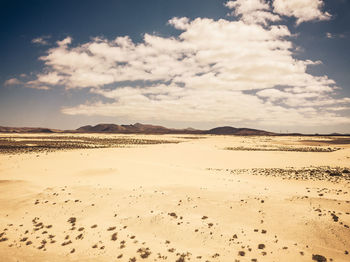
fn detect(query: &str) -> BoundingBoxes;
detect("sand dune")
[0,134,349,261]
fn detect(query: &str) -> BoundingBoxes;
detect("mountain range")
[0,123,274,135]
[1,123,349,136]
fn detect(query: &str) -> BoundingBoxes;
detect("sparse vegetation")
[0,135,180,154]
[224,146,340,152]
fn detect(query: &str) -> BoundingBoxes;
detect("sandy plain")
[0,133,349,262]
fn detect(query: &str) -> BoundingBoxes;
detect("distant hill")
[73,123,273,135]
[0,123,276,135]
[0,126,60,133]
[74,123,201,134]
[205,126,274,136]
[3,123,347,136]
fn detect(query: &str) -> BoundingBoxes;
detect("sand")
[0,134,349,262]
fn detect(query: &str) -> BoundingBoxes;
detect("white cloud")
[4,78,22,86]
[273,0,331,25]
[32,36,51,45]
[256,88,350,108]
[169,17,190,30]
[225,0,281,26]
[27,72,62,86]
[57,37,72,46]
[4,77,49,90]
[19,1,350,128]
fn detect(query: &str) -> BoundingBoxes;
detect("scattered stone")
[329,171,342,177]
[137,247,151,258]
[168,212,177,218]
[67,217,76,224]
[62,240,72,246]
[331,213,339,222]
[111,233,118,241]
[258,244,265,249]
[312,254,327,262]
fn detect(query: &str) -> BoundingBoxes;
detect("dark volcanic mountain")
[77,124,128,133]
[75,123,200,134]
[0,126,60,133]
[74,123,273,135]
[205,126,274,135]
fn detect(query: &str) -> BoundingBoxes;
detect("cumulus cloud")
[28,72,62,86]
[32,36,51,45]
[169,17,190,30]
[256,88,350,108]
[19,1,350,128]
[225,0,281,26]
[4,76,50,90]
[4,78,22,86]
[273,0,331,25]
[57,37,72,46]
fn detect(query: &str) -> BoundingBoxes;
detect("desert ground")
[0,134,349,262]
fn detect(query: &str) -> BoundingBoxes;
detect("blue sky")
[1,0,350,133]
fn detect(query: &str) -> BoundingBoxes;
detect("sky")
[1,0,350,133]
